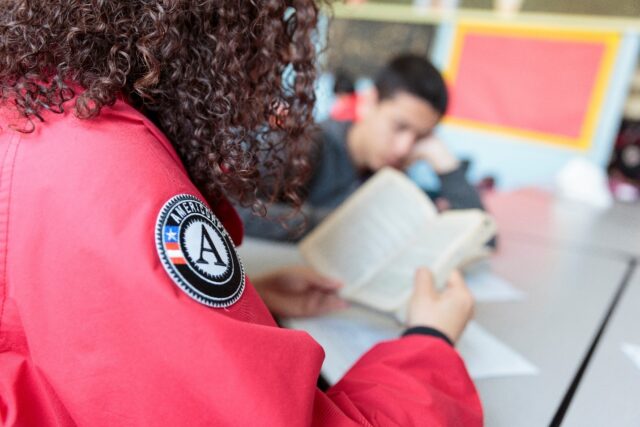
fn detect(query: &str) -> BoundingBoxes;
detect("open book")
[299,167,497,319]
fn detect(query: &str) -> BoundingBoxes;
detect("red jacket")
[0,98,482,426]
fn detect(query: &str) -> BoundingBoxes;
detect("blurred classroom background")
[314,0,640,205]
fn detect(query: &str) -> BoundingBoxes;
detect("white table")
[471,236,629,427]
[485,189,640,258]
[562,267,640,427]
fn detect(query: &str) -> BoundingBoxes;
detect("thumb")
[444,270,466,290]
[413,267,437,298]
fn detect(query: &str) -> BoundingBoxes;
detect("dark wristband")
[402,326,454,347]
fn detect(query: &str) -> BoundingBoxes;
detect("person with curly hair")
[0,1,481,425]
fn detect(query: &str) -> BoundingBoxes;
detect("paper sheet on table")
[286,305,538,385]
[621,343,640,371]
[456,322,538,378]
[464,265,527,303]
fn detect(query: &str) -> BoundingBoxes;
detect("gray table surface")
[238,233,630,427]
[562,267,640,427]
[485,189,640,258]
[472,236,629,427]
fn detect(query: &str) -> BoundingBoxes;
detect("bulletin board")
[443,23,620,151]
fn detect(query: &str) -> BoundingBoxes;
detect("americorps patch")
[155,194,245,307]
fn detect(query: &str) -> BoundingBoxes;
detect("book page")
[299,168,437,293]
[416,210,497,287]
[346,244,446,312]
[347,210,496,313]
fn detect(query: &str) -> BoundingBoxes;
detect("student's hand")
[407,268,474,344]
[434,197,451,213]
[252,266,348,318]
[409,136,460,174]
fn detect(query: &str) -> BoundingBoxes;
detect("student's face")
[358,91,441,170]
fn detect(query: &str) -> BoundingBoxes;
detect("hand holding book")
[408,268,474,343]
[252,266,349,318]
[299,167,497,321]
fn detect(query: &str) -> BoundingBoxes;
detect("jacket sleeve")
[437,161,486,211]
[315,335,483,426]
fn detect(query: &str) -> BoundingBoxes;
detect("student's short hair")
[333,69,355,95]
[375,54,448,115]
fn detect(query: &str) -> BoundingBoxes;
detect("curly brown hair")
[0,0,321,212]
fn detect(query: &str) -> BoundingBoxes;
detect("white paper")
[621,343,640,371]
[463,265,526,303]
[457,322,538,379]
[290,306,400,384]
[286,306,537,385]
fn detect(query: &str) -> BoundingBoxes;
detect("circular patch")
[155,194,245,307]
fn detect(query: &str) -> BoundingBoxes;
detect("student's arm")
[411,136,485,211]
[438,161,485,211]
[254,267,483,426]
[320,336,482,426]
[318,269,482,426]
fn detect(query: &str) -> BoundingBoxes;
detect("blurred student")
[241,53,486,241]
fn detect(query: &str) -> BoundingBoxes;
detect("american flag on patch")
[164,226,186,265]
